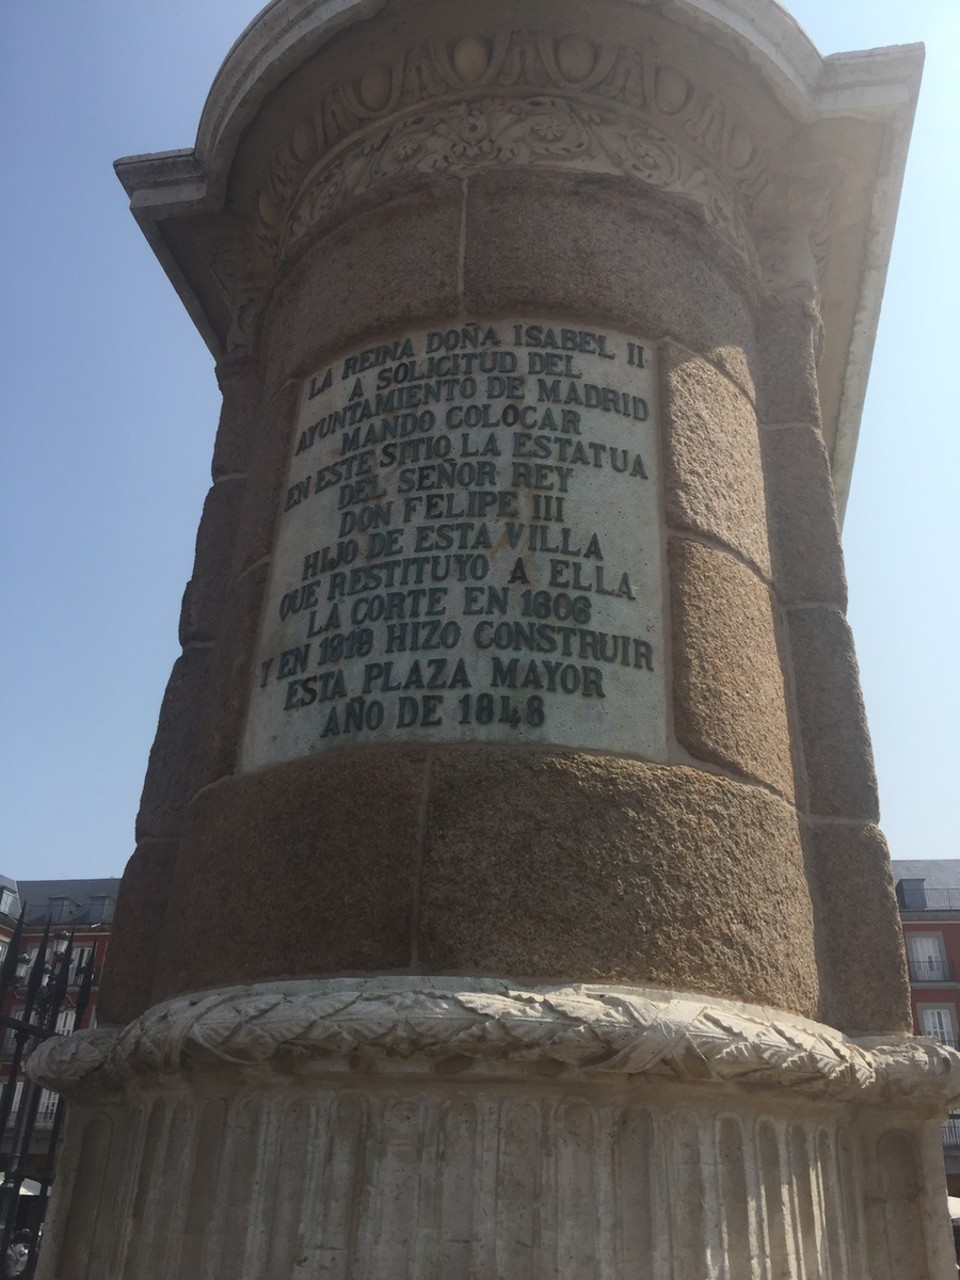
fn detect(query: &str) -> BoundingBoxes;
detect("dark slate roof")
[6,877,120,927]
[891,860,960,890]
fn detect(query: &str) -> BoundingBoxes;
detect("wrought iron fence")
[0,910,93,1278]
[943,1118,960,1150]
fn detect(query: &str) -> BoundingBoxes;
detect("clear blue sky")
[1,2,957,880]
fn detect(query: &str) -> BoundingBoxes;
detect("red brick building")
[892,859,960,1194]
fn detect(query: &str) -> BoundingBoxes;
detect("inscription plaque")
[241,320,666,767]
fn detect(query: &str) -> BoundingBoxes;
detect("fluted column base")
[30,978,960,1279]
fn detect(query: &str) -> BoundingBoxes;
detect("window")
[907,933,951,982]
[6,1080,23,1118]
[0,887,15,917]
[70,945,94,986]
[1,1014,17,1057]
[47,897,78,924]
[88,896,115,925]
[36,1088,59,1128]
[55,1008,75,1036]
[919,1005,957,1046]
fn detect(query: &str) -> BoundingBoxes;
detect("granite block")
[670,539,795,798]
[661,341,770,574]
[418,750,818,1017]
[787,606,878,819]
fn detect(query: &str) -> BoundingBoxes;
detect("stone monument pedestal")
[30,1,959,1275]
[32,979,960,1277]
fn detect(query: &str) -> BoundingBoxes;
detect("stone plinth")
[33,1,956,1276]
[30,980,960,1278]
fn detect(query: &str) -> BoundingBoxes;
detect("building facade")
[0,876,118,1200]
[892,859,960,1196]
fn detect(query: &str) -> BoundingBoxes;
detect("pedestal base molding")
[30,979,960,1279]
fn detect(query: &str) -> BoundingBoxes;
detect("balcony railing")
[943,1119,960,1150]
[899,884,960,912]
[924,1034,960,1050]
[908,957,953,983]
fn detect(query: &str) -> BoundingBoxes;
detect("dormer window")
[89,896,115,925]
[47,896,78,924]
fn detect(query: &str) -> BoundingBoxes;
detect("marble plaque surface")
[240,320,666,767]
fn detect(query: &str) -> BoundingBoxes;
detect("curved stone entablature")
[208,22,777,356]
[114,0,922,511]
[29,977,960,1109]
[270,93,757,273]
[210,75,765,353]
[250,30,769,268]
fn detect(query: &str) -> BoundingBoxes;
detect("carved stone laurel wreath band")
[28,978,960,1107]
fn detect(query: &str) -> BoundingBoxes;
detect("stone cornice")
[29,977,960,1109]
[187,0,903,175]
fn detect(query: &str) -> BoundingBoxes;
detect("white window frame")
[36,1088,59,1127]
[55,1008,75,1036]
[70,944,94,986]
[917,1003,958,1045]
[907,932,950,981]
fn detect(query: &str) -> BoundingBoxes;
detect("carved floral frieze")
[254,29,767,255]
[282,96,755,266]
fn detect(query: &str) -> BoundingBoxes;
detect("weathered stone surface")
[212,350,263,479]
[191,562,270,790]
[263,177,462,391]
[807,821,910,1034]
[135,648,214,840]
[35,986,959,1280]
[670,539,795,798]
[419,750,817,1017]
[661,342,770,574]
[178,477,246,644]
[43,979,950,1105]
[464,169,758,402]
[42,0,936,1276]
[756,295,821,426]
[787,606,879,819]
[230,379,299,576]
[151,750,426,1001]
[97,840,178,1027]
[762,425,847,607]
